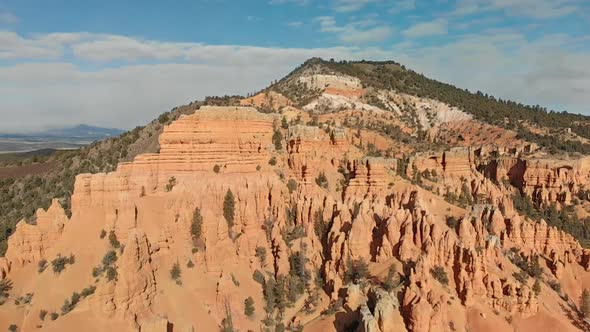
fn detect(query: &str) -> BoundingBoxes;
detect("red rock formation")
[5,199,67,266]
[2,105,590,332]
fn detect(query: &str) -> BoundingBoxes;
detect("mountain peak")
[3,59,590,332]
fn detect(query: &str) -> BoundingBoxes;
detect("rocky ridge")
[2,60,590,332]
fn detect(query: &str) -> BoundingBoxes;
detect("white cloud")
[389,0,416,13]
[72,35,189,62]
[402,19,448,38]
[0,30,588,133]
[333,0,378,12]
[315,16,393,43]
[340,26,393,43]
[453,0,582,18]
[287,21,304,28]
[393,31,590,113]
[0,10,18,24]
[0,62,286,131]
[0,32,391,131]
[0,31,65,59]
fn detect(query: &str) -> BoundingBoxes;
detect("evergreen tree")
[223,189,235,228]
[344,258,370,284]
[191,207,203,240]
[244,296,255,316]
[272,130,283,151]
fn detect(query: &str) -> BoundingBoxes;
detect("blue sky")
[0,0,589,131]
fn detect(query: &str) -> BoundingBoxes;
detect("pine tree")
[191,207,203,240]
[244,296,255,316]
[272,130,283,151]
[223,189,235,228]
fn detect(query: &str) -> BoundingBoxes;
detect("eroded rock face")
[5,199,67,266]
[2,105,590,332]
[92,230,156,326]
[494,156,590,206]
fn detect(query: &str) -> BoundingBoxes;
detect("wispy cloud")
[453,0,582,18]
[0,31,394,131]
[1,27,589,132]
[333,0,378,12]
[0,31,82,59]
[315,16,393,43]
[394,30,590,113]
[389,0,416,13]
[287,21,304,28]
[402,19,448,38]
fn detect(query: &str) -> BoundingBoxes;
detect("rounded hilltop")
[1,59,590,332]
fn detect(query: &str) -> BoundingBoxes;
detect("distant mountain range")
[0,124,124,153]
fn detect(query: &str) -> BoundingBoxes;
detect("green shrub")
[287,179,298,193]
[323,299,343,315]
[37,259,48,273]
[39,309,48,321]
[344,258,370,284]
[92,266,102,278]
[446,216,459,229]
[187,260,195,268]
[102,250,118,266]
[272,130,283,150]
[255,247,267,267]
[105,266,118,281]
[170,262,182,285]
[231,274,240,287]
[191,207,203,240]
[430,266,449,286]
[223,189,235,228]
[513,270,529,284]
[244,296,255,316]
[81,286,96,298]
[213,164,221,173]
[51,256,69,274]
[108,231,120,248]
[268,157,277,166]
[50,312,59,321]
[61,292,81,315]
[252,270,265,285]
[315,172,329,189]
[158,113,169,124]
[99,229,106,239]
[549,280,562,293]
[165,176,176,192]
[8,324,17,332]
